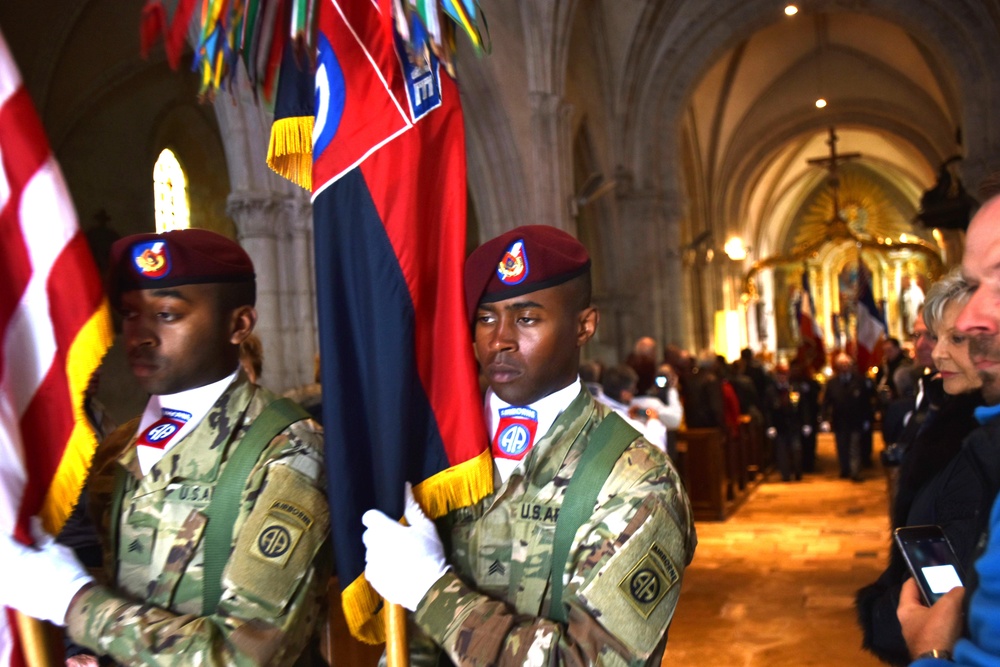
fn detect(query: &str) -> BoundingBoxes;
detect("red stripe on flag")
[14,366,73,542]
[5,609,26,667]
[14,233,104,536]
[360,70,486,467]
[46,233,106,350]
[0,87,45,375]
[0,88,50,185]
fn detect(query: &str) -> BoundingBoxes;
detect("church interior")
[4,1,996,411]
[3,0,1000,664]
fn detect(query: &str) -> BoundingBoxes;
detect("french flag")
[855,262,886,372]
[797,269,826,371]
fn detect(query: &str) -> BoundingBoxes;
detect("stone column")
[611,188,685,355]
[284,196,318,387]
[528,91,574,233]
[227,191,289,390]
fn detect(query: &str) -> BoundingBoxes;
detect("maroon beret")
[464,225,590,320]
[108,229,255,306]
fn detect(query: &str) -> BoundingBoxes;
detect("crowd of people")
[5,198,1000,665]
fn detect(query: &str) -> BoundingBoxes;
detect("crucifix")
[806,126,861,224]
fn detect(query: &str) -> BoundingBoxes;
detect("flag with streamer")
[0,29,113,667]
[310,0,491,644]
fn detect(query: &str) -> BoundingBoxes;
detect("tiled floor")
[661,433,891,666]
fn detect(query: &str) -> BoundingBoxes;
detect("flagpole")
[14,612,56,667]
[385,603,408,667]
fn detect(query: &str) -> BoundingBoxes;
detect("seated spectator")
[625,336,658,395]
[684,350,726,430]
[601,364,668,454]
[579,358,606,402]
[632,363,685,461]
[633,363,684,430]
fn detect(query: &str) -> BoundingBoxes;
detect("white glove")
[765,426,777,439]
[801,424,813,437]
[0,519,94,625]
[362,483,449,611]
[820,421,832,433]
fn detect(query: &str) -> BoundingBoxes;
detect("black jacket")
[855,395,995,665]
[822,373,876,430]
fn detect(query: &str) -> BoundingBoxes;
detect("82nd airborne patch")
[617,542,680,618]
[248,501,314,568]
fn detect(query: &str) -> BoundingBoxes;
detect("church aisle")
[662,433,889,666]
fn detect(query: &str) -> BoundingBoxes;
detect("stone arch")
[623,0,1000,193]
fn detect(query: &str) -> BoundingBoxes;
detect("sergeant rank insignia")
[497,239,529,285]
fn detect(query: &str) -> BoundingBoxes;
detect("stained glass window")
[153,148,190,233]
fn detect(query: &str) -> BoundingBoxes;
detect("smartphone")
[893,525,964,605]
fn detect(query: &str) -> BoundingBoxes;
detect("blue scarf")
[973,402,1000,425]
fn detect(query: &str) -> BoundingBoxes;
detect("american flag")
[0,28,112,667]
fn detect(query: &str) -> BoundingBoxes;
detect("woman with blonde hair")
[857,268,986,665]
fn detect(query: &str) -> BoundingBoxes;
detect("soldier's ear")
[229,305,257,345]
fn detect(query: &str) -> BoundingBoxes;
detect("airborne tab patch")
[268,500,314,530]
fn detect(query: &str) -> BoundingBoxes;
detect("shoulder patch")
[577,496,688,658]
[616,543,679,618]
[227,464,330,613]
[250,515,303,568]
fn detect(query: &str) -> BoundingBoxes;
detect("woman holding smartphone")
[857,269,987,665]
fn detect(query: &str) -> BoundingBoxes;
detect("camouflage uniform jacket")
[65,373,331,667]
[412,388,697,666]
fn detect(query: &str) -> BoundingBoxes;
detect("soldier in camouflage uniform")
[0,229,329,666]
[363,226,696,666]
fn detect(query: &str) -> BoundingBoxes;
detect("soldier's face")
[474,282,598,406]
[121,284,251,395]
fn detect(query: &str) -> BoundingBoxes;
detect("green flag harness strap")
[108,397,310,616]
[549,411,639,623]
[201,397,309,614]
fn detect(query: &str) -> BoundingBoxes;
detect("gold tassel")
[340,449,494,644]
[413,450,494,520]
[267,116,314,190]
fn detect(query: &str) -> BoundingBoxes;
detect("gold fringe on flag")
[40,302,114,536]
[413,448,493,521]
[266,115,313,190]
[340,448,494,645]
